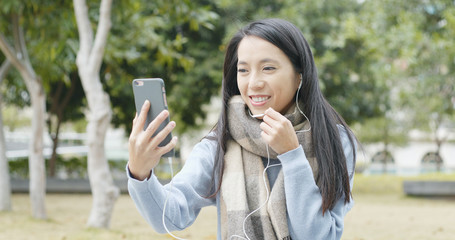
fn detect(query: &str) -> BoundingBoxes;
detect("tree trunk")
[27,80,47,219]
[435,138,442,172]
[433,115,444,172]
[48,74,77,177]
[382,124,389,174]
[0,60,12,211]
[48,117,61,177]
[0,15,47,219]
[0,102,11,211]
[83,78,119,228]
[73,0,119,228]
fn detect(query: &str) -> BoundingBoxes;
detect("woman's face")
[236,36,300,117]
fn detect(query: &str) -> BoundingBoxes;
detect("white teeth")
[251,96,269,102]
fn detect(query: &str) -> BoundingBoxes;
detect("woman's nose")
[249,73,265,89]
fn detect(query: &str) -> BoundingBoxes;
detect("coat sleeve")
[277,126,356,240]
[126,137,217,233]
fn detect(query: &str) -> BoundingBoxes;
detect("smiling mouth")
[249,95,270,108]
[250,96,270,103]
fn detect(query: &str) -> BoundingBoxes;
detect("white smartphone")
[132,78,174,157]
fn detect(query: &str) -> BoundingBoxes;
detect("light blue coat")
[127,128,356,240]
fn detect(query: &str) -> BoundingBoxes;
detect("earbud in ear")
[298,73,303,90]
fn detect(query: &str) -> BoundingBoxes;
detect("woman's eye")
[263,66,276,71]
[238,68,248,73]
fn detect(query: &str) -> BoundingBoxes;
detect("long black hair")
[207,18,356,213]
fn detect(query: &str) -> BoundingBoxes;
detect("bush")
[8,156,128,179]
[8,157,29,178]
[57,156,88,178]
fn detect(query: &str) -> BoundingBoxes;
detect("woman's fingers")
[131,100,151,136]
[156,136,178,156]
[260,109,284,137]
[260,118,275,137]
[263,107,280,119]
[144,110,170,139]
[128,102,178,180]
[150,120,176,147]
[260,107,299,154]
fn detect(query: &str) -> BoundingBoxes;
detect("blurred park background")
[0,0,454,239]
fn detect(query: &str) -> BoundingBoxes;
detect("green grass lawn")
[352,172,455,195]
[1,172,454,240]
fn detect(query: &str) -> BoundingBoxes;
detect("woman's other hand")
[260,107,299,155]
[128,100,178,180]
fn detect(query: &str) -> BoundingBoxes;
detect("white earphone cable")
[165,83,310,239]
[295,80,311,133]
[229,144,281,240]
[163,156,187,240]
[230,84,311,239]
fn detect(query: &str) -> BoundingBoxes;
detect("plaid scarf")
[220,96,319,240]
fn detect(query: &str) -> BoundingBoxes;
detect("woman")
[127,18,357,240]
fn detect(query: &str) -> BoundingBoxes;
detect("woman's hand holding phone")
[128,100,178,180]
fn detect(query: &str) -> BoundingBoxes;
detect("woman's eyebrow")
[237,58,279,65]
[259,58,279,64]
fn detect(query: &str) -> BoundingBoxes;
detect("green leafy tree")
[73,0,120,228]
[103,0,222,133]
[22,1,86,177]
[0,1,86,178]
[399,1,455,170]
[46,71,85,177]
[0,0,48,219]
[347,0,455,172]
[344,0,420,169]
